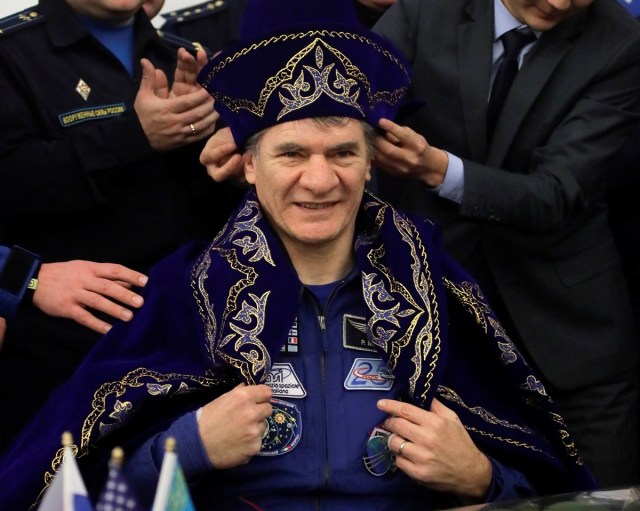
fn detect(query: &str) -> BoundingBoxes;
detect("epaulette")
[161,0,230,25]
[0,6,43,37]
[156,29,209,55]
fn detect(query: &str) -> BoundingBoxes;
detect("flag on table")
[37,432,94,511]
[151,437,196,511]
[96,447,144,511]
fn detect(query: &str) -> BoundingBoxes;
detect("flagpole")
[151,437,178,511]
[37,431,94,511]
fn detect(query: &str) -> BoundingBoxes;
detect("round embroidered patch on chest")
[258,398,302,456]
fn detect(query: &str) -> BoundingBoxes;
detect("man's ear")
[244,152,256,185]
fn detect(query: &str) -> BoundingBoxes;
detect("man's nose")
[300,157,339,192]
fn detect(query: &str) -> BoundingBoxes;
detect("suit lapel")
[458,0,493,162]
[487,8,588,166]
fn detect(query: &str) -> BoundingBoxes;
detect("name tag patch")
[58,103,126,127]
[344,358,395,391]
[342,314,376,352]
[266,363,306,398]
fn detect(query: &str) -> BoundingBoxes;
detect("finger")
[430,398,460,421]
[89,281,144,309]
[378,117,402,135]
[192,121,217,143]
[384,131,402,145]
[175,47,199,80]
[395,437,412,458]
[377,398,410,418]
[138,58,156,95]
[212,153,245,182]
[373,144,398,166]
[378,399,428,434]
[386,432,397,450]
[250,383,274,403]
[180,101,217,135]
[93,264,148,288]
[374,134,406,160]
[172,88,216,114]
[202,126,237,151]
[189,110,219,141]
[154,68,170,99]
[196,48,209,70]
[68,307,113,335]
[183,121,215,143]
[378,117,416,147]
[77,290,138,321]
[257,401,273,421]
[190,98,219,120]
[202,109,221,127]
[385,431,412,458]
[200,140,237,168]
[177,46,197,67]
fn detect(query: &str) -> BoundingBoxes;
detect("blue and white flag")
[151,438,195,511]
[37,433,94,511]
[96,447,143,511]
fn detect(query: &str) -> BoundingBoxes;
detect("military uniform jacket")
[161,0,249,54]
[0,0,243,450]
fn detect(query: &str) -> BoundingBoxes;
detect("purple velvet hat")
[197,0,411,148]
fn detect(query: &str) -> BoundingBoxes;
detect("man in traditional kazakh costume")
[0,0,595,509]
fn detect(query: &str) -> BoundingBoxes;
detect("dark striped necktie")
[487,28,536,138]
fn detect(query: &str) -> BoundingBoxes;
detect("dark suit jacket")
[374,0,640,390]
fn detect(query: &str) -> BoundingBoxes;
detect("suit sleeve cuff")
[485,457,536,502]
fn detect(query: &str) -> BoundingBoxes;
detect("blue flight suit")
[126,269,534,510]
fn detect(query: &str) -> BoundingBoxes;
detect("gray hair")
[244,117,377,160]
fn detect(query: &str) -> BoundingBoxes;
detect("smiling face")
[501,0,594,31]
[244,117,372,258]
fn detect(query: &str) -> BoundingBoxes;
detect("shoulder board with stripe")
[161,0,229,25]
[156,29,209,55]
[0,6,43,36]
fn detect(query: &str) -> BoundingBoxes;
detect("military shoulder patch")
[0,6,43,37]
[161,0,230,25]
[156,29,207,55]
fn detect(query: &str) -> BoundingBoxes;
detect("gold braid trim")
[36,368,224,508]
[464,426,547,456]
[200,30,409,117]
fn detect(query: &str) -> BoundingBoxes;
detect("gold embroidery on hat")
[277,42,363,119]
[201,30,410,118]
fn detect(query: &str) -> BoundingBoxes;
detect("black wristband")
[0,246,42,315]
